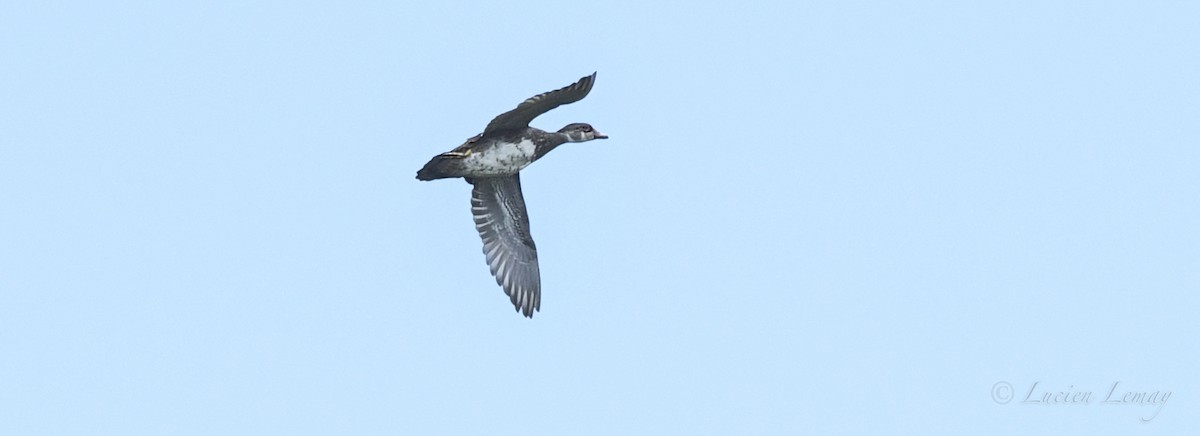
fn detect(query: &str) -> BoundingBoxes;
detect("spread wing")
[470,175,541,317]
[483,72,597,135]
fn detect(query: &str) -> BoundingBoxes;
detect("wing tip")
[578,72,597,93]
[519,301,539,318]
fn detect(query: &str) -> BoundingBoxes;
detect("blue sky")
[1,1,1197,434]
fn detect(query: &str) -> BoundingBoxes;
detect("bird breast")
[462,139,537,175]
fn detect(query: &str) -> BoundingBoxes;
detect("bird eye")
[583,126,592,132]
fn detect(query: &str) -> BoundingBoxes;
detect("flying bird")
[417,73,606,317]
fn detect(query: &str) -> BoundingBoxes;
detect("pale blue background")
[1,1,1197,434]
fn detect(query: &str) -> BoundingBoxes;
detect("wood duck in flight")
[417,73,606,317]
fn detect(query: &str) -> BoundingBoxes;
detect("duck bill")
[594,131,608,139]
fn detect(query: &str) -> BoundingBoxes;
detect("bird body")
[417,128,569,180]
[461,137,539,175]
[416,73,606,317]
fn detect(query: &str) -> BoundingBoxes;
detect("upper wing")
[483,72,597,135]
[470,175,541,317]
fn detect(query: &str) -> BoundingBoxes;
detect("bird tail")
[416,154,459,181]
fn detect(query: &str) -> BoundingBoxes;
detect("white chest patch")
[463,139,537,175]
